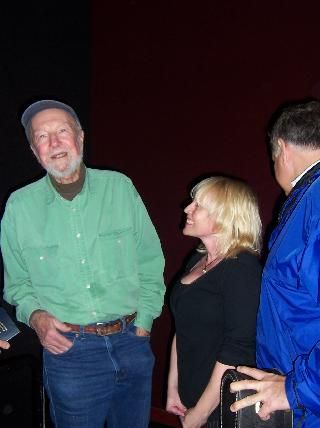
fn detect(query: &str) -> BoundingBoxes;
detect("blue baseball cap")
[21,99,81,130]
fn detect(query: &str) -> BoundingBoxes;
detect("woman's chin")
[182,227,193,236]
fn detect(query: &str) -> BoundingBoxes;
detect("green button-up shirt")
[1,168,165,331]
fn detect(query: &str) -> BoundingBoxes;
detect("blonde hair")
[191,176,262,258]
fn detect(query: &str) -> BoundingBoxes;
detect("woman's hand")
[166,386,187,417]
[180,407,208,428]
[167,335,187,416]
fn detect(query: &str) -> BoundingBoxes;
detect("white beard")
[44,147,83,179]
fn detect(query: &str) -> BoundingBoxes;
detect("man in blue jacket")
[231,100,320,427]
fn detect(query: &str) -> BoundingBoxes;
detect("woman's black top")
[170,250,261,419]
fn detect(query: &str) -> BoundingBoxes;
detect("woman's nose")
[184,201,194,214]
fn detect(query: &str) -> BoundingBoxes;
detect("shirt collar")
[49,163,86,200]
[45,164,92,204]
[291,160,320,188]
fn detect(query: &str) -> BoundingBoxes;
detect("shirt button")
[86,284,91,289]
[72,208,77,212]
[117,239,121,244]
[92,311,96,316]
[76,233,81,238]
[39,256,44,260]
[81,259,86,264]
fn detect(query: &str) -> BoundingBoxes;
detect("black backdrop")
[0,1,90,214]
[0,3,90,424]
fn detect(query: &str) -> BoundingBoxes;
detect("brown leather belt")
[64,313,136,336]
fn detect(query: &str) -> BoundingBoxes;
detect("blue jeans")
[43,321,155,428]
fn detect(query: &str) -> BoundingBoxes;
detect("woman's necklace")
[202,255,218,274]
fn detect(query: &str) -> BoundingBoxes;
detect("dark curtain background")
[90,1,320,424]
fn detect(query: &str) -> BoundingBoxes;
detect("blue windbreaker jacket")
[257,167,320,428]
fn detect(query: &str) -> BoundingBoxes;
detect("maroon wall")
[90,1,320,422]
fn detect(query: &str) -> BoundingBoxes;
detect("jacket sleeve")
[1,199,42,325]
[130,182,165,331]
[285,229,320,416]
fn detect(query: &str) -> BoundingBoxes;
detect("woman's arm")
[166,334,187,416]
[182,255,261,428]
[181,361,234,428]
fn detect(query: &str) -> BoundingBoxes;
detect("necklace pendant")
[202,268,207,274]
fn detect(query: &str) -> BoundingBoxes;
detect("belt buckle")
[96,323,107,336]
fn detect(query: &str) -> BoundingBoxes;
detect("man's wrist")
[135,313,153,332]
[135,326,150,336]
[29,309,45,328]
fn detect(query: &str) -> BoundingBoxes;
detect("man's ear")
[277,138,285,153]
[277,138,290,163]
[78,130,84,148]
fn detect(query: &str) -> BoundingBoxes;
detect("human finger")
[230,392,262,412]
[170,406,186,416]
[166,401,186,416]
[45,340,72,354]
[258,410,271,421]
[230,376,261,393]
[236,366,268,380]
[43,328,73,351]
[56,320,73,332]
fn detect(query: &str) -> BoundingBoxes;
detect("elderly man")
[230,100,320,427]
[1,99,165,427]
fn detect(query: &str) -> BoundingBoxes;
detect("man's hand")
[30,310,73,354]
[230,366,290,421]
[135,326,150,337]
[0,340,10,350]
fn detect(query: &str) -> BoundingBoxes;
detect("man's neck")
[53,166,82,184]
[291,159,320,187]
[50,163,86,200]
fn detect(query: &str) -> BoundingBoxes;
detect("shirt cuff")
[135,313,154,332]
[18,302,42,327]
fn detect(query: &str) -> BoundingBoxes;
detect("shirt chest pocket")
[22,245,59,286]
[97,228,137,281]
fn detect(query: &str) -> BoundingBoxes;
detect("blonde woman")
[166,176,262,428]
